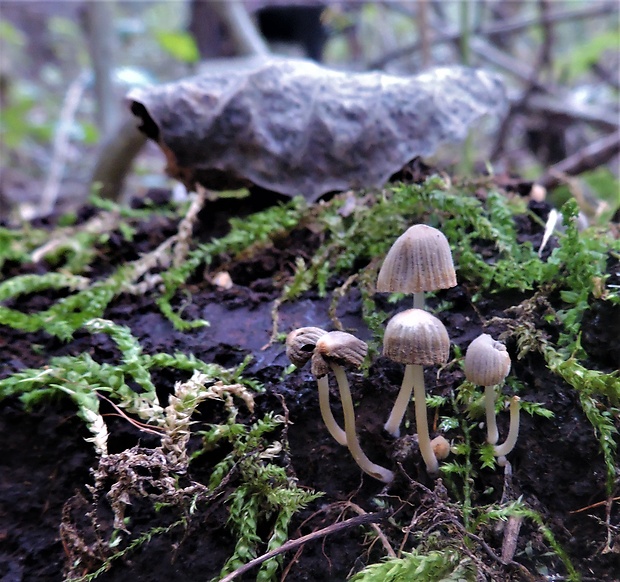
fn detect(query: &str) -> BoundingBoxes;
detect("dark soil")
[1,189,619,582]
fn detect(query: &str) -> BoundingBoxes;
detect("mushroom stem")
[384,364,416,438]
[411,364,439,475]
[316,374,347,446]
[494,396,521,459]
[485,385,499,445]
[413,291,425,310]
[331,364,394,483]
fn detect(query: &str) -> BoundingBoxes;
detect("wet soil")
[1,189,619,582]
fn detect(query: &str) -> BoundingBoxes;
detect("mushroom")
[377,224,457,310]
[382,308,450,475]
[313,331,394,483]
[286,326,347,446]
[430,435,451,460]
[494,395,521,465]
[464,333,511,445]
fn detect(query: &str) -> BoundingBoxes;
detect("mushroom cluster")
[285,222,521,483]
[377,224,520,474]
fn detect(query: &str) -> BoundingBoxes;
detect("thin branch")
[370,2,616,70]
[219,512,387,582]
[492,0,553,160]
[344,501,396,558]
[39,72,89,217]
[524,92,619,130]
[540,130,620,189]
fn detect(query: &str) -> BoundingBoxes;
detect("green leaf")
[155,31,200,63]
[559,28,620,80]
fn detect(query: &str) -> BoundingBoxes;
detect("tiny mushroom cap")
[382,308,450,474]
[286,327,348,447]
[383,308,450,366]
[464,334,511,386]
[286,327,327,368]
[377,224,457,294]
[312,330,368,378]
[430,435,451,460]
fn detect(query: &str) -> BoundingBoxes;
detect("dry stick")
[371,1,615,69]
[219,512,387,582]
[344,501,396,558]
[39,72,90,217]
[540,130,620,189]
[470,38,619,130]
[173,184,208,268]
[328,273,358,331]
[492,0,553,161]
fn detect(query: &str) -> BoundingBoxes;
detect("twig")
[570,496,620,514]
[540,130,620,189]
[172,184,208,268]
[344,501,396,558]
[525,92,620,130]
[492,0,553,160]
[219,512,387,582]
[39,72,90,217]
[370,2,615,69]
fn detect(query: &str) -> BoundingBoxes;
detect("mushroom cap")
[377,224,457,294]
[464,333,511,386]
[285,326,327,368]
[430,435,451,460]
[383,308,450,365]
[311,331,368,377]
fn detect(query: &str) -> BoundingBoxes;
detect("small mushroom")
[286,327,346,445]
[314,331,394,483]
[377,224,456,310]
[494,395,521,465]
[383,308,450,475]
[430,435,451,460]
[464,333,511,445]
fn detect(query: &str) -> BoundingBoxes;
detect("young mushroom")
[494,395,521,466]
[377,224,457,310]
[286,326,347,446]
[383,308,450,475]
[313,331,394,483]
[464,333,511,445]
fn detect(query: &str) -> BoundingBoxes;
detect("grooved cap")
[286,327,327,368]
[383,308,450,365]
[377,224,457,293]
[311,331,368,378]
[464,333,511,386]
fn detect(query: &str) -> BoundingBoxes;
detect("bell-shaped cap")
[383,308,450,366]
[286,327,327,368]
[377,224,456,293]
[311,331,368,377]
[464,333,511,386]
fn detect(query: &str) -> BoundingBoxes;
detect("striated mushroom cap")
[383,308,450,365]
[286,327,327,368]
[311,331,368,378]
[464,333,511,386]
[377,224,457,294]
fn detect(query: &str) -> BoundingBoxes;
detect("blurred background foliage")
[0,0,618,221]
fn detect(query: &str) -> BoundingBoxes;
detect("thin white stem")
[485,384,499,445]
[316,375,347,446]
[494,396,521,458]
[384,364,415,437]
[412,364,439,475]
[413,291,425,310]
[331,364,394,483]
